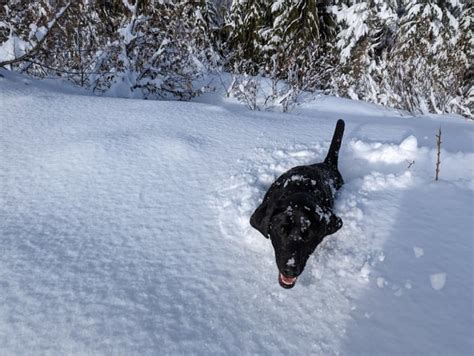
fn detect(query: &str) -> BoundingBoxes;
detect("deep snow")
[0,70,473,355]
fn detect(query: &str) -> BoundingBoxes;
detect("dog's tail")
[324,119,345,167]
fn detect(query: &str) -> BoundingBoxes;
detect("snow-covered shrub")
[1,0,221,100]
[229,74,259,110]
[87,0,221,99]
[25,1,110,87]
[229,73,304,113]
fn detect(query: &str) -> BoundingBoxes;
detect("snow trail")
[214,137,420,351]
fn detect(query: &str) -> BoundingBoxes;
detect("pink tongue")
[280,273,297,285]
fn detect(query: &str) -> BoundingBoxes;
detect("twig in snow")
[406,160,415,169]
[435,127,442,181]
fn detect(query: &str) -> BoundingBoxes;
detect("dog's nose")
[282,266,299,278]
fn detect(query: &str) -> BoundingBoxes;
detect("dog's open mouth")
[279,273,297,289]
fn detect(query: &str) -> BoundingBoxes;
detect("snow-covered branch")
[0,2,72,68]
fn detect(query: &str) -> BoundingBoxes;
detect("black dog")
[250,120,345,289]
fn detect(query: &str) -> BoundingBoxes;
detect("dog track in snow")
[214,133,473,298]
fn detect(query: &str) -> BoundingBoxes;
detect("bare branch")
[435,127,442,181]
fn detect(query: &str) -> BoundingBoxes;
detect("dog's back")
[250,120,345,238]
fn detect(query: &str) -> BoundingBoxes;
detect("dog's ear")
[326,213,343,235]
[250,199,273,239]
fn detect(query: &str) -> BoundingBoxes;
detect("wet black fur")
[250,120,345,282]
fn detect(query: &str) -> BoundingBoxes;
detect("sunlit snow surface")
[1,70,473,355]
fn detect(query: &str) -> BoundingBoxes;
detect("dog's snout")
[282,266,299,278]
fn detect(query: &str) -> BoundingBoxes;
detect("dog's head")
[251,193,342,289]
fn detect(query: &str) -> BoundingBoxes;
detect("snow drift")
[0,70,472,354]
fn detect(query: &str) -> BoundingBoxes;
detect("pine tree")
[329,0,398,104]
[182,0,221,71]
[265,0,322,87]
[224,0,272,75]
[459,3,473,117]
[389,0,471,116]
